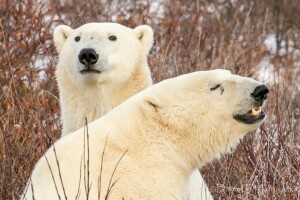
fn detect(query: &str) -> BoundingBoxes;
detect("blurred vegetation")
[0,0,299,199]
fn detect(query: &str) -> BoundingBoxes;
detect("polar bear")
[53,22,153,137]
[53,22,211,199]
[21,69,269,199]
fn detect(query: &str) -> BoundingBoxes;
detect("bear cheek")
[97,54,109,70]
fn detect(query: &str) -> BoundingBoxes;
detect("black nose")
[251,85,269,102]
[78,48,99,65]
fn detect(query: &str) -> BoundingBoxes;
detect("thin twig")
[84,117,91,199]
[98,134,109,200]
[45,155,61,200]
[75,156,84,200]
[104,149,128,200]
[30,178,35,200]
[52,145,68,199]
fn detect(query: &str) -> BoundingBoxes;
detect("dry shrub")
[0,0,60,198]
[0,0,299,199]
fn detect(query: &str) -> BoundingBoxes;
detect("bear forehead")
[200,70,251,83]
[153,70,255,93]
[177,69,234,83]
[76,22,132,33]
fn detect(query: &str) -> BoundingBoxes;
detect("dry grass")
[0,0,299,199]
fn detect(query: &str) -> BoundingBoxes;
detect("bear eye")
[108,35,117,41]
[210,84,221,91]
[75,36,81,42]
[210,84,224,94]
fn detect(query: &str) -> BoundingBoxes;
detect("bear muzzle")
[233,84,269,124]
[78,48,101,74]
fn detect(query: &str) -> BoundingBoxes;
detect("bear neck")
[135,108,244,174]
[57,61,152,137]
[189,124,246,169]
[131,108,198,176]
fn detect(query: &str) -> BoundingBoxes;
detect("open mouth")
[80,68,101,74]
[233,106,265,124]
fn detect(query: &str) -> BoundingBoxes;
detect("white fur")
[22,69,267,199]
[53,23,154,136]
[53,22,211,199]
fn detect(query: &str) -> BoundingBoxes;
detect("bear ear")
[143,95,161,113]
[53,25,74,53]
[133,25,154,55]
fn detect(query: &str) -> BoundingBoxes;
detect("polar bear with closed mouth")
[54,22,153,137]
[22,69,269,200]
[53,22,211,199]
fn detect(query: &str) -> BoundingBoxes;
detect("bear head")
[141,69,269,166]
[53,22,153,86]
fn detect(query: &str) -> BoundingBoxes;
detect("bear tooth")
[251,108,257,116]
[251,107,262,116]
[257,107,262,114]
[251,108,256,115]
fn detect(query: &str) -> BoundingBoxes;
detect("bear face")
[142,69,269,166]
[54,23,153,86]
[53,23,153,136]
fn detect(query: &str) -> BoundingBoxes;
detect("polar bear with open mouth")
[22,70,268,199]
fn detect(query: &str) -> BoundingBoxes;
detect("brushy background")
[1,0,299,199]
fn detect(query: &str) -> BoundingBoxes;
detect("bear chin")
[78,73,105,85]
[233,112,265,124]
[80,68,101,74]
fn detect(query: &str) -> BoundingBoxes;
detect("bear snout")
[250,84,269,103]
[78,48,99,65]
